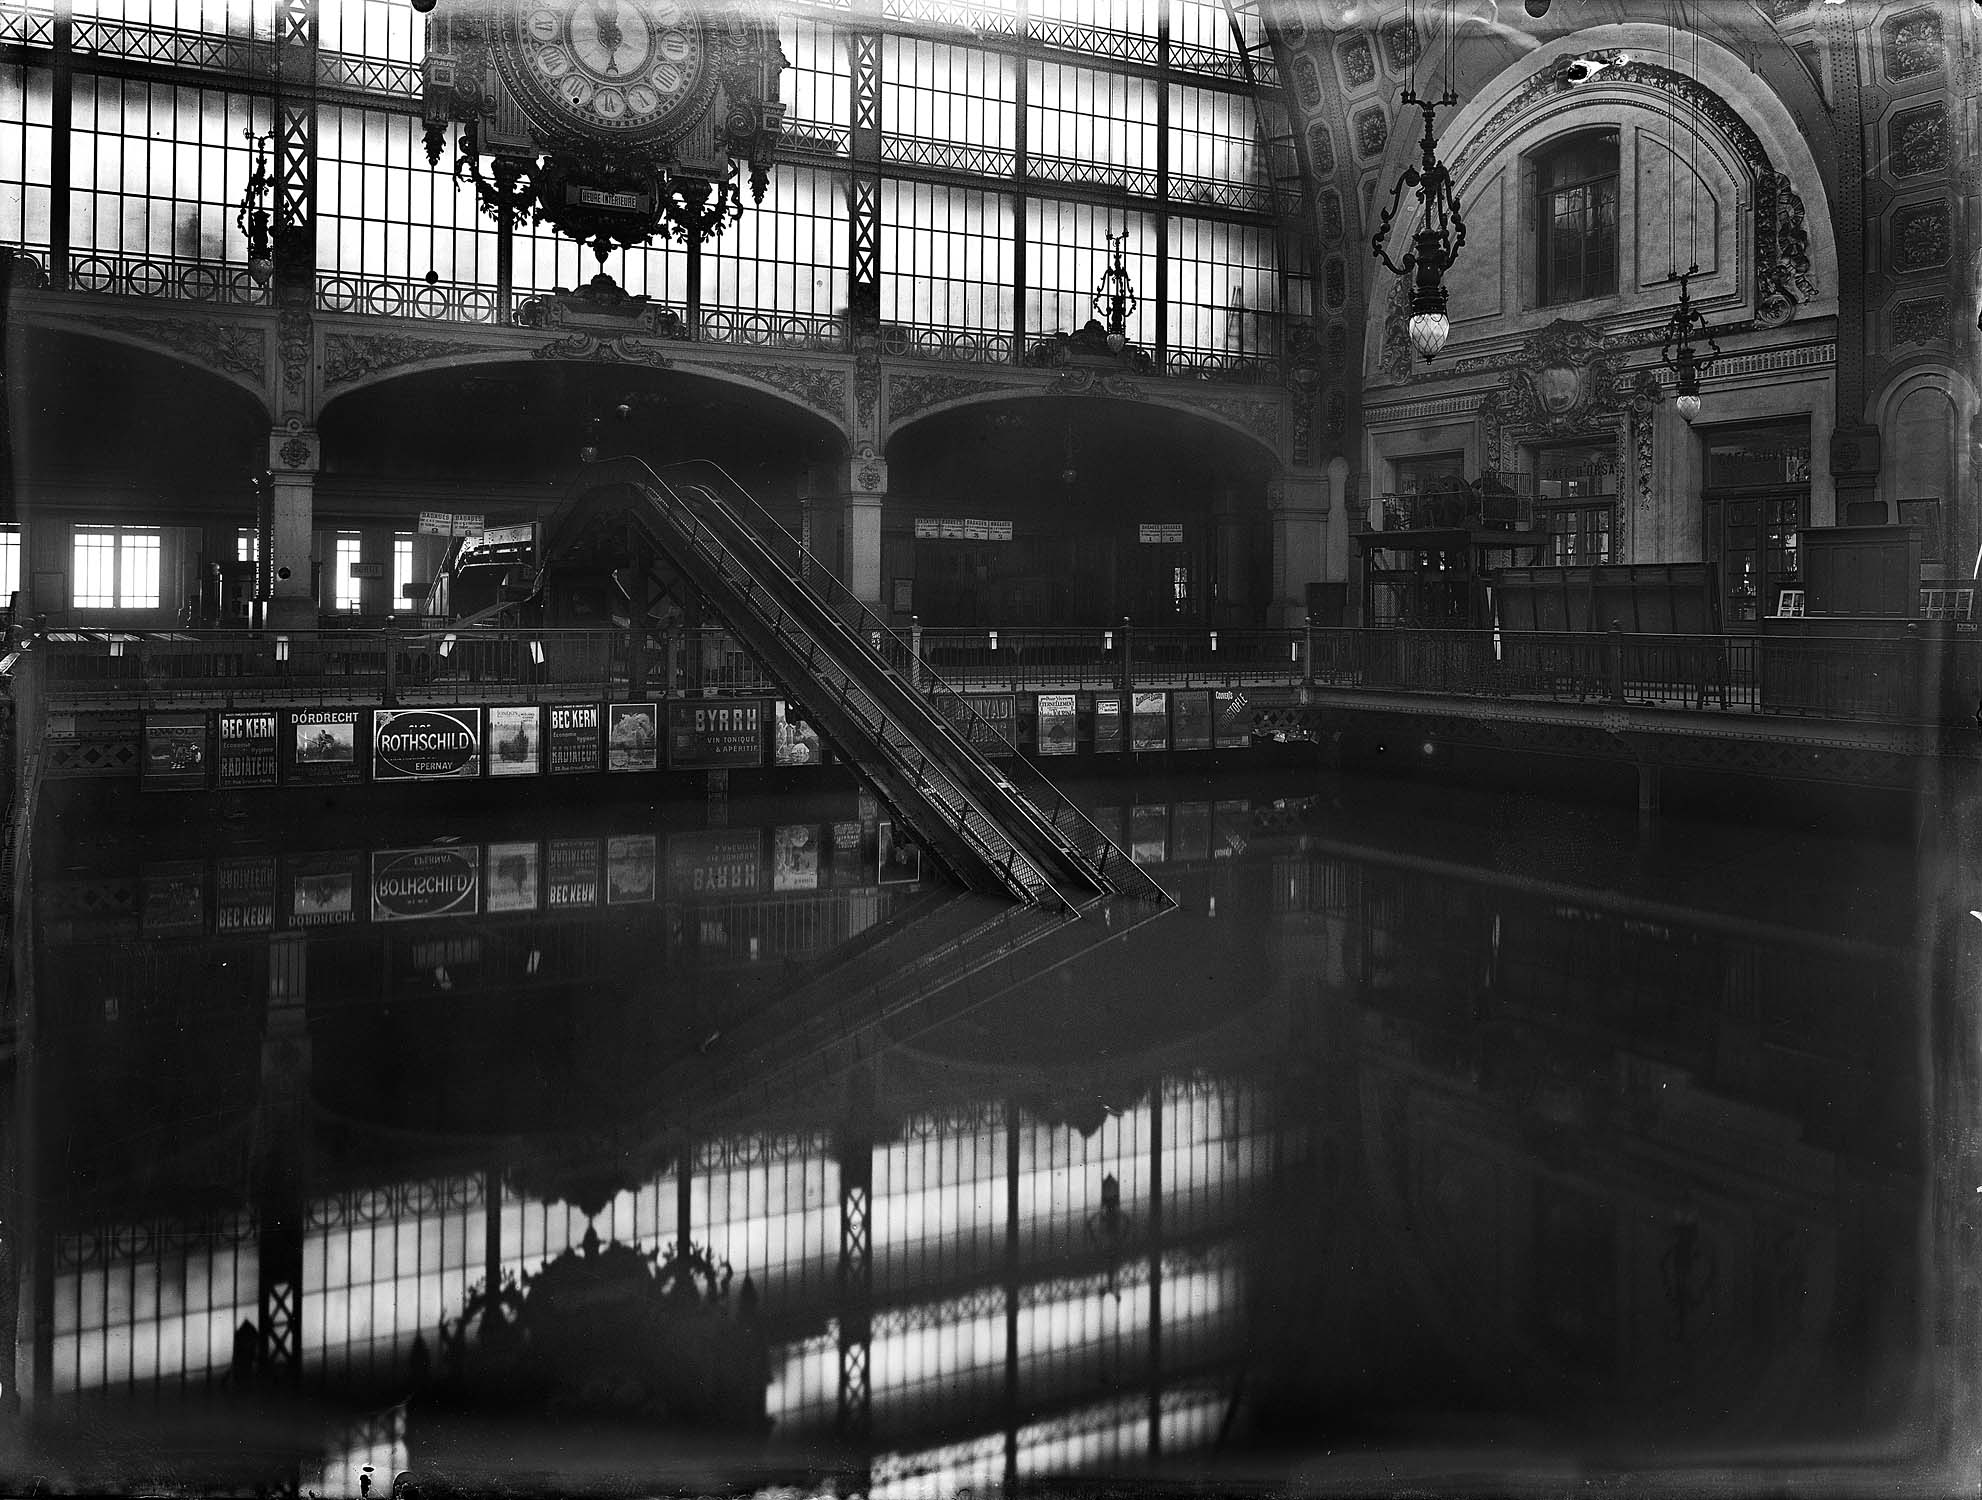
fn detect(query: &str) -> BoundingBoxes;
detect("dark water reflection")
[8,767,1954,1495]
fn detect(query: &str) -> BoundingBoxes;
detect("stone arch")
[885,381,1286,471]
[20,310,274,415]
[1872,361,1978,569]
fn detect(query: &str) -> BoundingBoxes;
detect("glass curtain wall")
[2,1,1294,373]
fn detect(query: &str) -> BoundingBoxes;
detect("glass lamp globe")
[1675,390,1702,421]
[1408,310,1450,361]
[1106,331,1126,353]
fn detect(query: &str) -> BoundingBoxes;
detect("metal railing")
[918,626,1304,690]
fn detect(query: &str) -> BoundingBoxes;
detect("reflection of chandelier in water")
[412,1228,769,1436]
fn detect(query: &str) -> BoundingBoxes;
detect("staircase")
[543,457,1171,916]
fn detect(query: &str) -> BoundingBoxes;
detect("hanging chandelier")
[1372,87,1468,362]
[1093,231,1141,354]
[236,129,276,284]
[1657,264,1721,421]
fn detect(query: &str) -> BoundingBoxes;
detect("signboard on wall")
[1036,694,1078,756]
[372,708,482,781]
[607,703,659,772]
[370,845,481,922]
[1131,691,1169,753]
[1213,690,1250,747]
[605,835,658,904]
[546,837,602,908]
[286,710,362,785]
[1138,523,1185,544]
[913,517,1013,541]
[547,704,602,775]
[1093,694,1125,754]
[670,699,767,769]
[418,511,486,537]
[485,841,542,913]
[141,713,210,791]
[666,829,763,899]
[1171,689,1213,751]
[488,706,542,776]
[218,711,279,787]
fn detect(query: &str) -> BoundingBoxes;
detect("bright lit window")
[236,527,257,564]
[333,531,362,613]
[0,524,20,606]
[393,533,415,612]
[72,526,161,610]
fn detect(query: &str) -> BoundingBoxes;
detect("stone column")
[1267,471,1331,626]
[822,450,888,609]
[259,427,320,631]
[1213,487,1251,624]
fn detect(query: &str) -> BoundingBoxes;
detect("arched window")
[1534,130,1619,306]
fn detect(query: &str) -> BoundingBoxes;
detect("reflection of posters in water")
[606,834,658,904]
[1213,800,1250,859]
[485,841,542,912]
[547,703,602,774]
[141,861,206,936]
[672,699,767,768]
[1131,692,1169,752]
[372,708,481,781]
[370,845,481,922]
[287,710,361,785]
[607,703,659,772]
[1172,801,1212,863]
[877,820,921,885]
[546,837,601,908]
[1130,803,1168,866]
[287,855,358,926]
[1171,689,1213,751]
[217,711,278,787]
[215,855,277,934]
[1093,693,1125,753]
[488,706,542,776]
[141,713,209,791]
[1213,689,1249,747]
[666,829,764,899]
[773,824,820,891]
[1036,693,1078,756]
[771,701,821,767]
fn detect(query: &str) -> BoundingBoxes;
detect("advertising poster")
[770,701,821,767]
[826,820,865,888]
[217,711,279,787]
[1213,690,1250,747]
[1130,803,1169,866]
[670,699,767,769]
[141,713,210,792]
[372,708,482,781]
[547,703,603,775]
[214,855,277,934]
[1131,692,1170,753]
[877,820,921,885]
[370,845,481,922]
[967,695,1016,755]
[665,829,763,900]
[1036,693,1078,756]
[1213,801,1251,860]
[287,710,362,785]
[1171,689,1213,751]
[485,841,542,913]
[488,706,542,776]
[607,703,660,772]
[546,837,602,908]
[1172,801,1213,863]
[286,853,359,927]
[606,834,659,905]
[773,824,820,892]
[1092,694,1125,754]
[141,861,206,936]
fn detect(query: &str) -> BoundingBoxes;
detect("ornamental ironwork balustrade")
[1361,473,1537,534]
[69,248,272,307]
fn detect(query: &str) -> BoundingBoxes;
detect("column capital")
[267,422,320,475]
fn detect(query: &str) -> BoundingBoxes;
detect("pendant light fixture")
[1371,2,1468,362]
[1656,8,1720,420]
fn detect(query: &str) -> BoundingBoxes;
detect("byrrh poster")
[488,705,542,776]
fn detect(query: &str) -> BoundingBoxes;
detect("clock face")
[499,0,710,140]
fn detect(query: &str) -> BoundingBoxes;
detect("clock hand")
[592,0,625,75]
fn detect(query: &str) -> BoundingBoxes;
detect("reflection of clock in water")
[503,0,709,138]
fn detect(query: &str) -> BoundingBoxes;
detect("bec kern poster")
[547,704,602,774]
[217,711,278,787]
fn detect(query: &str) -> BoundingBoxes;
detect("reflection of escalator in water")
[542,458,1170,917]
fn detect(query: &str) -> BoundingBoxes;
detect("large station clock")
[421,0,786,257]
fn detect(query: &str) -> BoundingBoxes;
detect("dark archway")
[886,397,1278,627]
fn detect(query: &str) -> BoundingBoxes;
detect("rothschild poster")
[488,705,542,776]
[1036,693,1078,756]
[217,711,278,787]
[286,710,361,785]
[370,845,481,922]
[141,713,209,791]
[547,703,602,775]
[372,708,482,781]
[607,703,659,772]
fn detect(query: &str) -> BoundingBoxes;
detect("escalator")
[542,457,1170,916]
